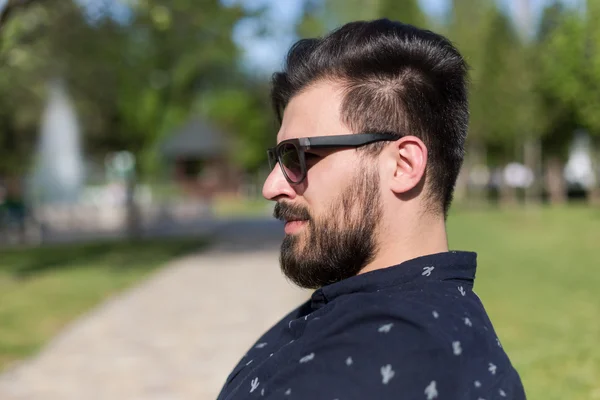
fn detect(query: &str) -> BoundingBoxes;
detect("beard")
[273,165,382,289]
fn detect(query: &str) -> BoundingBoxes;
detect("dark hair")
[271,19,469,217]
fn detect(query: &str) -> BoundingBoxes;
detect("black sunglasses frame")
[267,132,400,185]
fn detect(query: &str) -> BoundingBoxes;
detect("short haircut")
[271,19,470,217]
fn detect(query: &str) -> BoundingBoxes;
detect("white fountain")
[564,130,596,190]
[29,79,85,205]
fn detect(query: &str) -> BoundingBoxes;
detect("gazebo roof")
[161,117,228,159]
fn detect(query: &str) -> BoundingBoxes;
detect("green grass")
[447,205,600,400]
[0,206,598,399]
[0,238,206,371]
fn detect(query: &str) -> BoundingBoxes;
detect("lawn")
[0,206,598,399]
[447,205,600,400]
[0,238,206,372]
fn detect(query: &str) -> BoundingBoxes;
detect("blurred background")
[0,0,598,399]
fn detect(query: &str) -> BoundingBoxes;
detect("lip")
[284,220,308,235]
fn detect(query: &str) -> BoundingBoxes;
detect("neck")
[359,212,449,275]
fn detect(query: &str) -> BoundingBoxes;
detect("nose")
[262,164,297,201]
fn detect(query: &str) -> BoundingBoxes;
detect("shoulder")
[266,306,510,400]
[307,291,461,359]
[293,289,524,397]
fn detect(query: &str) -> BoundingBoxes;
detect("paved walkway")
[0,220,309,400]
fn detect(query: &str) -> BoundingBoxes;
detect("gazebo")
[161,118,240,198]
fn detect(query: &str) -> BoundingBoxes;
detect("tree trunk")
[544,157,567,205]
[454,165,469,205]
[125,177,142,239]
[587,148,600,205]
[524,136,542,205]
[589,186,600,205]
[462,140,487,207]
[499,178,518,207]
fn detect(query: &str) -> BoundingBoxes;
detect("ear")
[386,136,428,195]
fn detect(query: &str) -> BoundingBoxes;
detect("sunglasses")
[267,132,399,184]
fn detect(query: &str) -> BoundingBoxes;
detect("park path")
[0,219,309,400]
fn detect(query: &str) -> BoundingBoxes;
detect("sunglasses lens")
[279,143,303,183]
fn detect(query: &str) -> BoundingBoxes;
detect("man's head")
[263,19,469,289]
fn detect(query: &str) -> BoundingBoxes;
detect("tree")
[535,3,585,203]
[445,0,497,203]
[580,0,600,136]
[477,8,539,205]
[61,0,248,177]
[579,0,600,202]
[302,0,427,36]
[0,0,68,177]
[377,0,427,27]
[0,0,263,176]
[0,0,43,36]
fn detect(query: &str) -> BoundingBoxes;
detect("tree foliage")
[0,0,66,176]
[0,0,258,177]
[535,3,584,158]
[0,0,599,196]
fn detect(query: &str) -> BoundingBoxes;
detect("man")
[217,19,526,400]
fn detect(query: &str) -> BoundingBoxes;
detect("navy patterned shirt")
[217,251,526,400]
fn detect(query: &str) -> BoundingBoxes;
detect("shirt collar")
[310,251,477,310]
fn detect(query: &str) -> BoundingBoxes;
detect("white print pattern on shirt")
[288,320,293,329]
[269,353,273,357]
[250,377,259,393]
[499,389,507,397]
[255,342,267,349]
[424,380,438,399]
[246,360,253,366]
[489,363,497,375]
[452,341,462,355]
[381,364,395,384]
[300,353,315,363]
[285,388,291,395]
[261,388,265,396]
[378,323,393,333]
[464,317,472,327]
[458,286,466,296]
[497,338,502,348]
[422,266,435,276]
[432,310,439,319]
[474,380,482,388]
[346,357,353,366]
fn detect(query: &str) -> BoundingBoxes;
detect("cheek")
[305,153,359,215]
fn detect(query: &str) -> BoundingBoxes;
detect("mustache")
[273,202,311,222]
